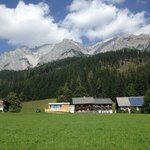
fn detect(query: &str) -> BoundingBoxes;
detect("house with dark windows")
[116,97,144,113]
[72,97,113,113]
[45,102,75,113]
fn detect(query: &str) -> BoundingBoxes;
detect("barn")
[72,97,113,113]
[116,97,144,113]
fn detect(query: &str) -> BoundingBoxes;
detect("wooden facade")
[73,97,113,113]
[45,103,70,113]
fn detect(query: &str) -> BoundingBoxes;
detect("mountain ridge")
[0,34,150,71]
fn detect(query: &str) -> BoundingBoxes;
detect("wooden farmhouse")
[72,97,113,113]
[0,100,3,112]
[45,102,71,113]
[116,97,144,113]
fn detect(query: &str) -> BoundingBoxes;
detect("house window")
[50,105,61,110]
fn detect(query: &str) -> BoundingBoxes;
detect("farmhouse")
[0,99,3,112]
[45,102,71,113]
[72,97,113,113]
[116,97,144,113]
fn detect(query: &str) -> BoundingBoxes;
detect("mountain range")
[0,34,150,71]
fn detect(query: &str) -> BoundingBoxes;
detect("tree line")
[0,49,150,103]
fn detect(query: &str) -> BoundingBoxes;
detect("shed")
[116,96,144,112]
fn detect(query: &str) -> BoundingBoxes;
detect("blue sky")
[0,0,149,52]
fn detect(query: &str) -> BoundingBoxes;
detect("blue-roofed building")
[116,97,144,113]
[128,97,144,107]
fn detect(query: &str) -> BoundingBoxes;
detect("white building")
[0,100,3,112]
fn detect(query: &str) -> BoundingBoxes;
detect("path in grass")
[0,113,150,150]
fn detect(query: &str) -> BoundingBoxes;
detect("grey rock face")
[0,34,150,71]
[89,34,150,54]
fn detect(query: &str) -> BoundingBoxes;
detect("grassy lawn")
[22,98,56,112]
[0,100,150,150]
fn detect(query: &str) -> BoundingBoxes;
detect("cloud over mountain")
[0,0,149,47]
[63,0,147,41]
[0,1,79,47]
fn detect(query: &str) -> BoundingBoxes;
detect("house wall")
[45,104,70,112]
[0,100,3,112]
[0,105,3,112]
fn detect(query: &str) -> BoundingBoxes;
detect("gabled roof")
[116,97,144,107]
[116,97,131,107]
[94,98,113,104]
[72,97,94,104]
[72,97,113,105]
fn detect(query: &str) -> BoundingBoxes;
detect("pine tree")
[57,83,73,102]
[143,90,150,113]
[6,92,22,112]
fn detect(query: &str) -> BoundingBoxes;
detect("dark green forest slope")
[0,49,150,101]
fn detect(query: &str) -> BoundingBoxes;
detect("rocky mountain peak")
[0,34,150,71]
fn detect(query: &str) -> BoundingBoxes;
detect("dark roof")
[72,97,94,104]
[94,98,113,104]
[117,97,144,107]
[72,97,113,105]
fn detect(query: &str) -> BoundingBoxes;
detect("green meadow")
[0,100,150,150]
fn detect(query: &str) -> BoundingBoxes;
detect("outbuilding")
[116,97,144,113]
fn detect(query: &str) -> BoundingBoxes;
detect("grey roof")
[94,98,113,104]
[116,97,144,107]
[72,97,94,104]
[72,97,113,105]
[117,97,130,107]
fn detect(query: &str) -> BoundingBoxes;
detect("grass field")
[0,100,150,150]
[22,98,56,112]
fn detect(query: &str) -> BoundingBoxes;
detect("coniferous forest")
[0,49,150,101]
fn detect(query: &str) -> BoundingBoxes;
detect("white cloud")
[136,0,147,5]
[102,0,125,4]
[0,1,80,47]
[0,0,149,47]
[63,0,148,41]
[134,24,150,35]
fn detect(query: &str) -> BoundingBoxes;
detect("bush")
[130,107,140,114]
[6,92,22,112]
[36,108,41,113]
[117,109,129,113]
[142,90,150,114]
